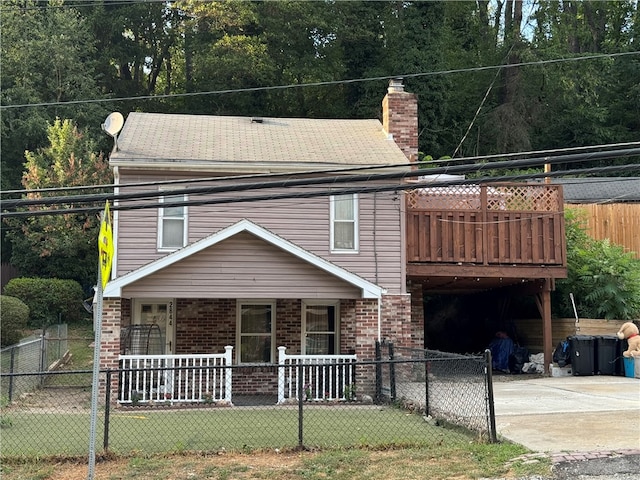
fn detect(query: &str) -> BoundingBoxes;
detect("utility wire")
[3,147,640,210]
[2,51,638,110]
[2,163,638,218]
[3,140,639,198]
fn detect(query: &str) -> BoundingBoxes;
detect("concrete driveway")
[492,375,640,453]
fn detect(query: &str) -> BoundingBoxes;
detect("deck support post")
[536,279,553,374]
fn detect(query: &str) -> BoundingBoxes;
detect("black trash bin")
[595,335,621,375]
[568,335,595,376]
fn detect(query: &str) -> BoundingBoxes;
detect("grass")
[65,321,95,369]
[0,443,552,480]
[1,405,472,457]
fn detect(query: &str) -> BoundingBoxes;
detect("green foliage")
[3,278,88,328]
[0,295,30,347]
[553,210,640,319]
[4,118,112,289]
[1,0,108,190]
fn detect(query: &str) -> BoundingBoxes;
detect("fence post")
[484,349,497,443]
[388,342,396,402]
[277,346,287,404]
[8,347,16,402]
[39,331,47,387]
[297,362,304,449]
[374,341,382,403]
[104,370,112,451]
[424,350,430,415]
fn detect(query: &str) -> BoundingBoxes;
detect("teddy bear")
[616,322,640,357]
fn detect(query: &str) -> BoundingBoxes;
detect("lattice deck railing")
[406,183,565,265]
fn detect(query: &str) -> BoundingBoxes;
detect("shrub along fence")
[0,351,496,460]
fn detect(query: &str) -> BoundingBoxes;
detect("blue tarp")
[489,336,515,372]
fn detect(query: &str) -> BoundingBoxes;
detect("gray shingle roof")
[110,112,410,172]
[553,177,640,203]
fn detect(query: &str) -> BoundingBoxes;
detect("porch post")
[277,346,287,403]
[224,345,233,403]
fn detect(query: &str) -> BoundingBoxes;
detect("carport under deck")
[405,182,568,371]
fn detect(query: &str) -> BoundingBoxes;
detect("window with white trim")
[330,194,358,252]
[237,302,275,363]
[303,302,338,355]
[158,193,187,250]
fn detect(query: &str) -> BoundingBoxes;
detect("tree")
[4,119,113,290]
[0,0,108,191]
[529,0,640,168]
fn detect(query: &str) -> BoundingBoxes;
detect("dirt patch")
[8,386,92,414]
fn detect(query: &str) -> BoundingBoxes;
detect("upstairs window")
[330,194,358,252]
[158,193,187,250]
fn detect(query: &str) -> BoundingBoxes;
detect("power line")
[3,140,639,198]
[2,162,638,218]
[3,146,640,210]
[2,51,638,110]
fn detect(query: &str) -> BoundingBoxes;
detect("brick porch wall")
[408,281,425,348]
[100,297,123,403]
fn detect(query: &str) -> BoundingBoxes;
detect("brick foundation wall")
[233,366,280,396]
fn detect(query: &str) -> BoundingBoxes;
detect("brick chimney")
[382,78,418,162]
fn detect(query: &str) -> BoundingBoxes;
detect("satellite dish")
[101,112,124,151]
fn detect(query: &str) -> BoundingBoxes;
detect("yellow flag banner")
[98,201,114,290]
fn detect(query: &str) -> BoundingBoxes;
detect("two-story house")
[100,79,566,404]
[100,80,421,402]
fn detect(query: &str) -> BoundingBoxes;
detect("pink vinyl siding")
[115,171,404,294]
[121,232,362,298]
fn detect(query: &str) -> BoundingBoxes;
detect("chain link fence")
[1,324,69,402]
[376,342,496,440]
[1,352,496,460]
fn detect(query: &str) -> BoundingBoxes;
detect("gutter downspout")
[111,166,120,280]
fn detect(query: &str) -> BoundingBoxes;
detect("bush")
[0,295,30,346]
[554,211,640,320]
[3,278,88,328]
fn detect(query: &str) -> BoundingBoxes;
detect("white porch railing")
[118,346,233,405]
[277,346,358,404]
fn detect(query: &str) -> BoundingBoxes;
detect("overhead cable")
[2,162,639,218]
[2,51,638,110]
[3,147,640,210]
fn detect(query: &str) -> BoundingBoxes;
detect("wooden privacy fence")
[512,318,628,353]
[565,204,640,259]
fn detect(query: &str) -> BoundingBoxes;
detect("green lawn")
[0,405,474,458]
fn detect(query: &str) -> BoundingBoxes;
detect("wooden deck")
[406,183,567,292]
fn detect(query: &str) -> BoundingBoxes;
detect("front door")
[132,299,175,398]
[134,299,174,355]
